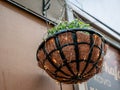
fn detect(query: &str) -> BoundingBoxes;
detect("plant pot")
[36,28,107,84]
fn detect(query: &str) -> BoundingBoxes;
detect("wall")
[0,1,72,90]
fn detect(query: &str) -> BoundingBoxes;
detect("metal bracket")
[42,0,51,16]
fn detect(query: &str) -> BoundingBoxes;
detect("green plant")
[47,19,91,36]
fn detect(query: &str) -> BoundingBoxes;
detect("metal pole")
[65,0,74,22]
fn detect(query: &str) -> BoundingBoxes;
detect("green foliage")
[48,19,91,36]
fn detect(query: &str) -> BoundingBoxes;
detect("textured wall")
[0,1,72,90]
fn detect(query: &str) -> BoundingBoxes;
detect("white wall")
[70,0,120,34]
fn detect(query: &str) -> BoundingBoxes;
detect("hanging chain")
[57,0,91,24]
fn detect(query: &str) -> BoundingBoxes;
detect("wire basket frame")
[36,28,107,84]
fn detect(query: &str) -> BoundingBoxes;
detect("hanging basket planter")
[36,20,107,84]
